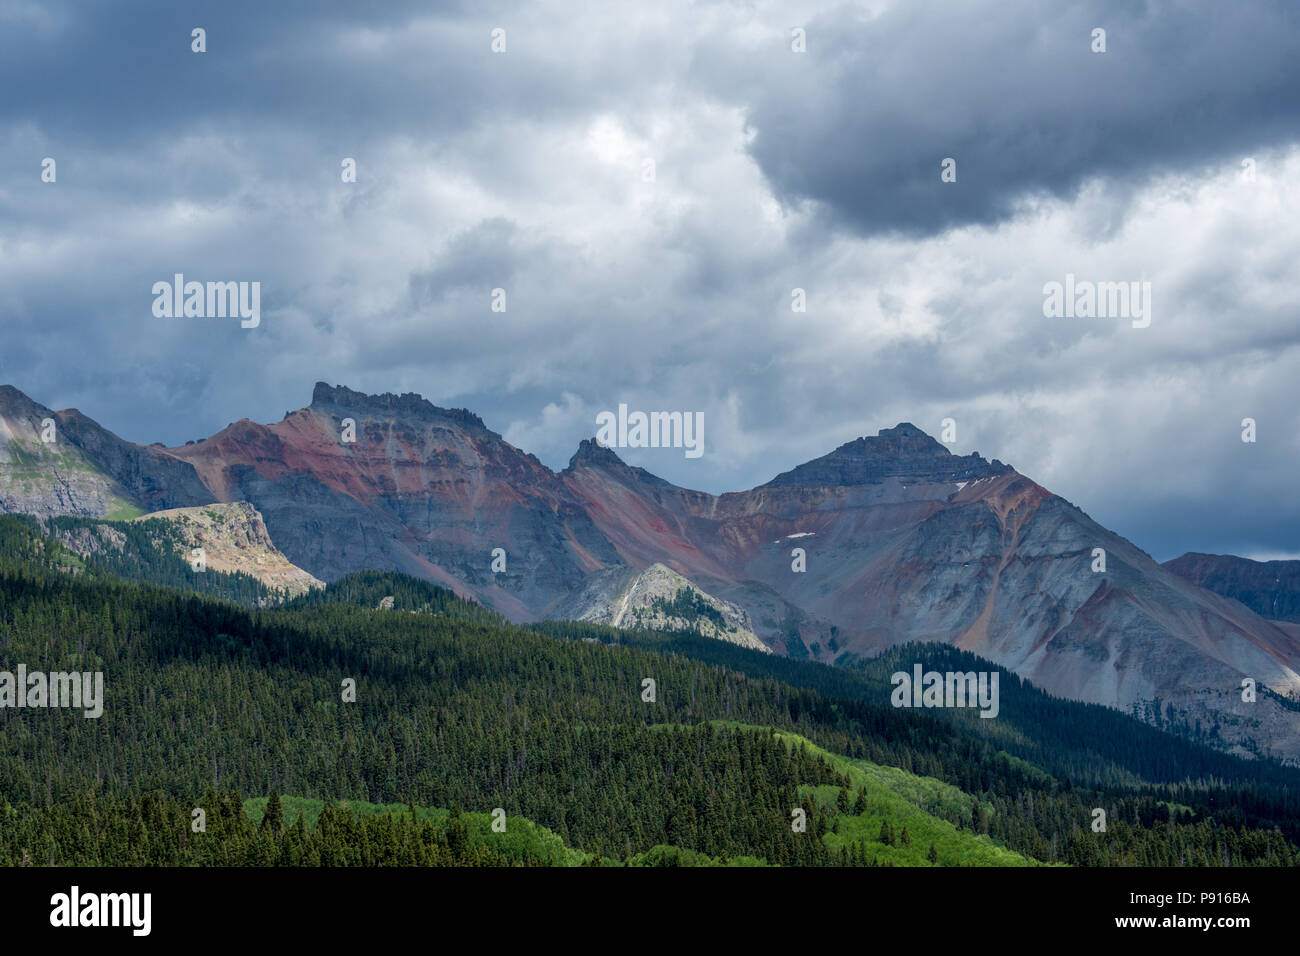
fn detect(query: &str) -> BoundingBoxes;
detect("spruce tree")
[262,790,284,835]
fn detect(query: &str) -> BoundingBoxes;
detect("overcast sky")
[2,0,1298,561]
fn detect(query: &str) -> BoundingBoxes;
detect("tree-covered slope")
[1,523,1297,866]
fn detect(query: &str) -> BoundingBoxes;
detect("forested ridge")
[1,515,1297,866]
[0,512,279,606]
[540,624,1300,827]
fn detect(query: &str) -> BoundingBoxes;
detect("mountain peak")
[309,382,493,434]
[563,437,678,490]
[567,437,627,470]
[838,422,949,458]
[879,421,933,440]
[762,422,1012,488]
[0,384,51,419]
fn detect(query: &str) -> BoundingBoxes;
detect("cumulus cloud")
[737,0,1300,238]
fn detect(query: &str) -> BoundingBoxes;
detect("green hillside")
[244,796,588,866]
[1,518,1297,867]
[239,719,1040,867]
[775,730,1032,866]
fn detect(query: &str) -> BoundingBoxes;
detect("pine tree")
[262,791,284,835]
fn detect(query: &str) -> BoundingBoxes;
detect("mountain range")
[3,381,1298,761]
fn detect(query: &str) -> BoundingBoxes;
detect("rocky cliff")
[551,562,769,652]
[41,502,322,599]
[0,385,213,518]
[132,502,323,597]
[162,383,626,619]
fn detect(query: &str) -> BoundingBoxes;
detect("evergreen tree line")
[0,789,510,866]
[2,516,1298,866]
[542,621,1300,840]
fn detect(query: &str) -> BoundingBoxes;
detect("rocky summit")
[761,423,1013,487]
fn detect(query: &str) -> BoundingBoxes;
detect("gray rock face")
[310,382,493,435]
[43,520,128,556]
[54,408,215,512]
[1164,552,1300,624]
[164,386,628,621]
[209,464,421,586]
[844,488,1300,761]
[0,385,212,518]
[551,562,769,652]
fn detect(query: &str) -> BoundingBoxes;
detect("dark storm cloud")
[0,0,653,151]
[737,0,1300,237]
[1,0,1298,564]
